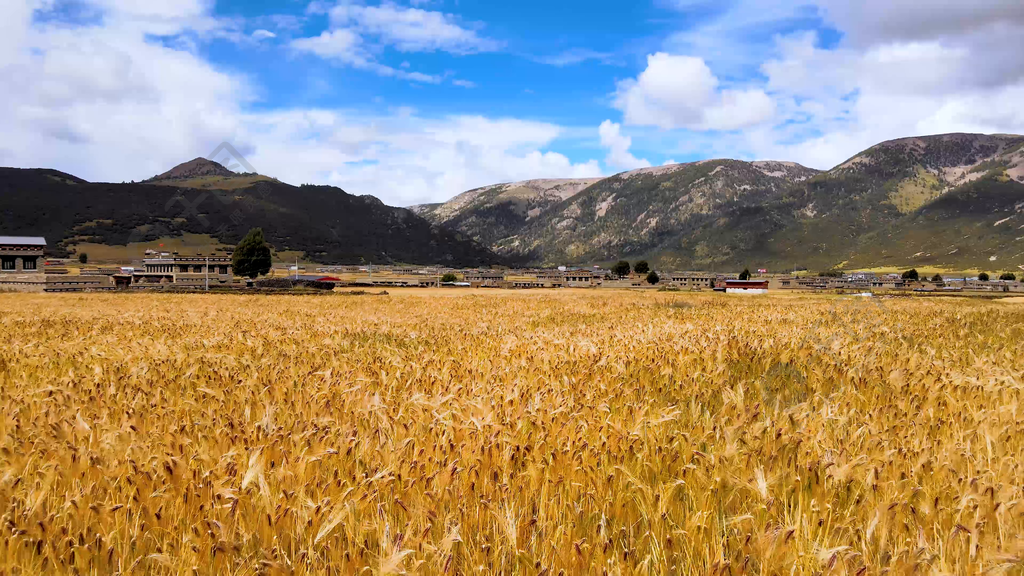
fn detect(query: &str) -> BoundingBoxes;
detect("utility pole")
[205,255,209,291]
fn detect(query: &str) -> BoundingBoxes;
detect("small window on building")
[194,266,203,273]
[23,258,37,270]
[1,257,15,271]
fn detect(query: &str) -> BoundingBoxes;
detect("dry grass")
[1,292,1024,575]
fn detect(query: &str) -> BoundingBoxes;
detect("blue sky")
[2,0,1023,205]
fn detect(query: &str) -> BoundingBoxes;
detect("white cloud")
[290,29,368,64]
[91,0,213,20]
[289,29,443,83]
[236,113,603,205]
[632,0,1024,170]
[251,29,276,40]
[452,79,476,88]
[0,1,601,207]
[748,28,1024,168]
[0,0,35,67]
[326,2,500,54]
[291,1,500,84]
[613,53,775,131]
[816,0,1024,47]
[534,48,616,67]
[598,120,650,171]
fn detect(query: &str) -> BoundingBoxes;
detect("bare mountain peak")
[836,132,1024,174]
[615,159,819,182]
[150,158,238,181]
[751,160,820,181]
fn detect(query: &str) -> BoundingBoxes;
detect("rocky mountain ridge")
[417,133,1024,270]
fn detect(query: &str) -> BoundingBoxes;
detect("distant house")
[563,270,595,287]
[464,270,505,287]
[0,236,46,273]
[0,236,48,291]
[132,254,234,288]
[668,273,714,289]
[725,279,769,294]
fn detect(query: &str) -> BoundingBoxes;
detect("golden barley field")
[1,291,1024,575]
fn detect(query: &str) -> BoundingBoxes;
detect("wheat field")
[1,291,1023,575]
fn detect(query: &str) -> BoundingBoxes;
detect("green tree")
[978,272,990,281]
[931,273,943,283]
[633,260,650,274]
[901,269,919,281]
[232,228,272,279]
[646,270,660,285]
[738,268,752,281]
[999,272,1016,281]
[78,252,88,264]
[612,260,631,278]
[441,273,457,283]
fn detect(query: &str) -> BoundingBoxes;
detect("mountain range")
[0,161,496,266]
[414,133,1024,271]
[1,132,1022,271]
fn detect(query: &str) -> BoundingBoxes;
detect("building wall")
[0,275,47,292]
[45,275,115,292]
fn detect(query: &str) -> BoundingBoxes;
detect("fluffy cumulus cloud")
[598,120,650,171]
[0,0,247,179]
[815,0,1024,47]
[236,112,602,205]
[0,0,598,206]
[648,0,1024,169]
[748,0,1024,168]
[613,53,775,131]
[290,1,500,84]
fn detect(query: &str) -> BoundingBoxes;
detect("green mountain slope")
[0,163,501,266]
[410,177,603,249]
[417,133,1024,271]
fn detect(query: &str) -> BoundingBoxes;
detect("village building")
[0,236,119,292]
[464,270,506,287]
[132,253,234,288]
[725,279,769,294]
[871,277,904,290]
[563,270,596,287]
[0,236,45,273]
[0,236,48,292]
[668,273,714,289]
[502,273,562,288]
